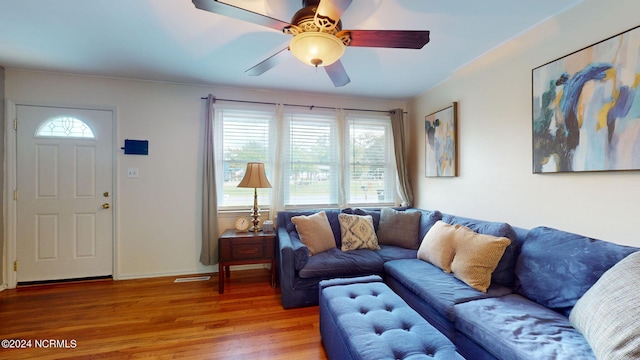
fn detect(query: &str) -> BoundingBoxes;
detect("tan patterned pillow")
[450,225,511,292]
[417,220,457,273]
[338,213,380,251]
[291,211,336,255]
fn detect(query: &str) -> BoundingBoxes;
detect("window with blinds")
[214,105,396,209]
[215,108,273,208]
[284,112,338,206]
[346,115,395,205]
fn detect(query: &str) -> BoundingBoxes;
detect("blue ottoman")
[319,275,464,360]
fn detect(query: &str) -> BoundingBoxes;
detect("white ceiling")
[0,0,583,100]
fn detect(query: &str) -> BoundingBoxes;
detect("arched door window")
[35,116,95,138]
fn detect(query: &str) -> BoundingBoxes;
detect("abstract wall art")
[425,102,457,177]
[532,25,640,173]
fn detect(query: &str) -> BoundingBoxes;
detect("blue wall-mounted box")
[121,139,149,155]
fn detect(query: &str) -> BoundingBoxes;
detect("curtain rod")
[199,96,407,114]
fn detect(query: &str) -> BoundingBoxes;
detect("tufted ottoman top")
[320,276,464,360]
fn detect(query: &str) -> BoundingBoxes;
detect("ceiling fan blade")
[192,0,291,31]
[342,30,430,49]
[316,0,353,22]
[324,60,350,87]
[245,47,292,76]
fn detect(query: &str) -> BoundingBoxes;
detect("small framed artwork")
[425,102,457,177]
[532,25,640,173]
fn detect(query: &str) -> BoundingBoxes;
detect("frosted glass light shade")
[289,32,345,67]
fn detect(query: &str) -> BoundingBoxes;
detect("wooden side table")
[217,229,276,294]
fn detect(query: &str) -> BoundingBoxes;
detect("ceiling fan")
[192,0,430,87]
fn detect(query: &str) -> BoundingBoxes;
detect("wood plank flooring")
[0,268,327,359]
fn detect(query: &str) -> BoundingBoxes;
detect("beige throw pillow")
[291,211,336,256]
[417,220,457,273]
[338,213,380,251]
[450,226,511,293]
[569,251,640,360]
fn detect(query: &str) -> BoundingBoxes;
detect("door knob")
[101,203,110,209]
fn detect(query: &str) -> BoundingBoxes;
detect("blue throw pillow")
[515,226,638,316]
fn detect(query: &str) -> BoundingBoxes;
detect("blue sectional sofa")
[276,208,639,359]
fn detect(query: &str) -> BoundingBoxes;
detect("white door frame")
[3,100,119,289]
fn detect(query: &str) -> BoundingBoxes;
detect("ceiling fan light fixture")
[289,32,345,67]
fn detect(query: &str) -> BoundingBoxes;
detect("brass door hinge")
[14,261,18,272]
[14,189,18,201]
[14,119,17,130]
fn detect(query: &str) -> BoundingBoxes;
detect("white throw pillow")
[569,251,640,360]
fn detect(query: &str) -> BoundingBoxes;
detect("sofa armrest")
[277,213,311,305]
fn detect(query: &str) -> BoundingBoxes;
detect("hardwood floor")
[0,268,327,359]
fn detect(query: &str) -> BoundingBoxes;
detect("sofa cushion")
[338,213,380,251]
[384,259,511,322]
[417,220,457,272]
[377,207,422,249]
[450,227,511,293]
[291,211,336,255]
[298,248,384,279]
[455,294,595,360]
[570,251,640,360]
[376,245,418,262]
[442,214,519,287]
[515,226,637,316]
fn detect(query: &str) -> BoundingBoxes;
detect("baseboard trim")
[116,264,267,281]
[17,275,113,287]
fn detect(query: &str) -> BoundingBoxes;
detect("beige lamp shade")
[237,162,272,189]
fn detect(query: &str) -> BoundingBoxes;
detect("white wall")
[408,0,640,247]
[5,70,405,279]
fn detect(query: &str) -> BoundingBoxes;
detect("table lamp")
[237,162,272,232]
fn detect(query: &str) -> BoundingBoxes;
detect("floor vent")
[174,276,211,283]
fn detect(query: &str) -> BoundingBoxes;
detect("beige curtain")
[200,94,219,265]
[269,104,285,220]
[336,109,347,208]
[390,108,414,207]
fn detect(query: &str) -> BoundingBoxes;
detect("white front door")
[16,105,114,283]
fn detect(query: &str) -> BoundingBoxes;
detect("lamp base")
[249,187,264,232]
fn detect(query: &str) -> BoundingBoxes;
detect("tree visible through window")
[36,116,95,138]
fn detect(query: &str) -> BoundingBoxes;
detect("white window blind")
[215,107,273,208]
[284,112,339,206]
[214,105,397,209]
[346,115,395,205]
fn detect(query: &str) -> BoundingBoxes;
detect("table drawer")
[232,241,266,260]
[219,237,273,261]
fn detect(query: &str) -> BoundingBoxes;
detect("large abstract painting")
[532,25,640,173]
[425,102,457,177]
